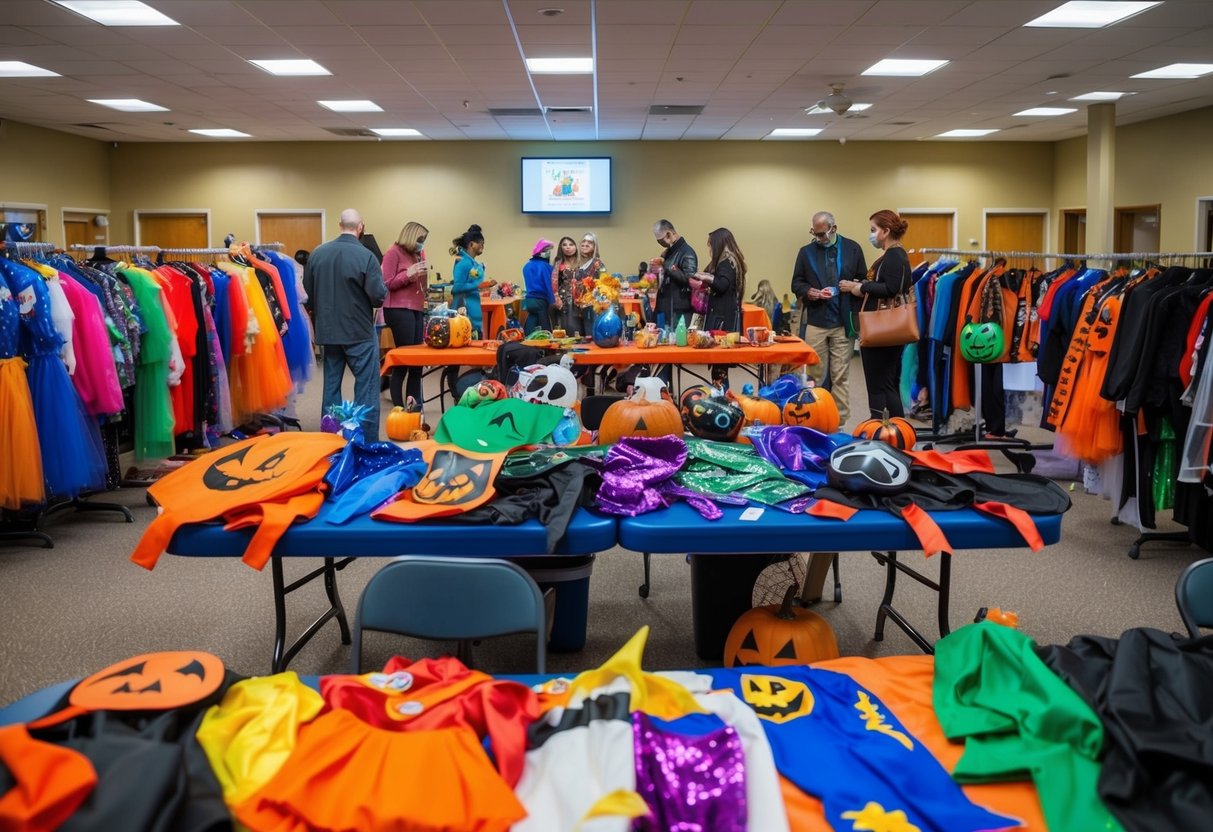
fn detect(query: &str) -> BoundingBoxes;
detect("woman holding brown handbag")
[839,209,912,418]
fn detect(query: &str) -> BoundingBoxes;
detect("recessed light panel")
[53,1,179,26]
[1024,1,1160,29]
[1014,107,1078,116]
[189,129,251,138]
[370,128,424,137]
[862,59,948,77]
[936,129,999,137]
[767,128,823,137]
[318,100,382,112]
[1070,91,1132,100]
[1132,63,1213,79]
[0,61,60,77]
[88,98,167,111]
[525,57,593,73]
[250,59,331,76]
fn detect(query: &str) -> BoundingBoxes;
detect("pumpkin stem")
[777,583,800,620]
[881,406,891,425]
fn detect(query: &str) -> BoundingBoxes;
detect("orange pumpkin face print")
[413,449,494,506]
[739,673,814,724]
[202,445,289,491]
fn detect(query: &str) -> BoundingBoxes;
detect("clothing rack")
[4,241,59,255]
[69,244,162,254]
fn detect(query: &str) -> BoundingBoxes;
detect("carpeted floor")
[0,357,1199,706]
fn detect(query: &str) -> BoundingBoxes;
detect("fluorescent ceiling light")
[526,57,593,74]
[1132,63,1213,79]
[767,128,823,137]
[1070,91,1132,100]
[1014,107,1078,116]
[1024,1,1160,29]
[805,103,872,115]
[370,127,424,137]
[936,129,999,137]
[52,1,179,26]
[88,98,167,111]
[250,59,331,76]
[862,59,948,77]
[318,100,382,112]
[189,128,251,138]
[0,61,60,77]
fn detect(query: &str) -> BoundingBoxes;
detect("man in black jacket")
[653,218,698,329]
[790,211,866,424]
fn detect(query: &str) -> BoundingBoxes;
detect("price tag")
[739,507,764,521]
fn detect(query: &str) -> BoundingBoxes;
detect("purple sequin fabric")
[631,711,747,832]
[594,435,687,516]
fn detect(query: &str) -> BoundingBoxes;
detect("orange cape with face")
[130,433,346,571]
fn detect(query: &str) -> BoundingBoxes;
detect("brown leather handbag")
[858,261,919,347]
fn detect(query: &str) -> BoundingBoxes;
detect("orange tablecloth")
[480,297,521,338]
[381,341,499,372]
[566,338,817,367]
[618,300,771,331]
[382,338,817,376]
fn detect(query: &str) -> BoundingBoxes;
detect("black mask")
[658,238,671,249]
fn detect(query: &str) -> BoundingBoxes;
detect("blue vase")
[592,304,623,347]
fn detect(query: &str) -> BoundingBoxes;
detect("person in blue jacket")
[522,238,555,334]
[449,224,491,335]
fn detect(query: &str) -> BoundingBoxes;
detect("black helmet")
[828,440,912,495]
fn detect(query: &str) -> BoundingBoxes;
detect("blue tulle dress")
[0,258,106,499]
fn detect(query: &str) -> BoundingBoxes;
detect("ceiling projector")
[816,85,853,115]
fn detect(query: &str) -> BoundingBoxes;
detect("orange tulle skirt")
[227,267,293,425]
[0,357,45,509]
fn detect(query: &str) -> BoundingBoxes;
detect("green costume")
[933,621,1123,832]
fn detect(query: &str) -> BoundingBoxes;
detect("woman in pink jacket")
[381,221,429,407]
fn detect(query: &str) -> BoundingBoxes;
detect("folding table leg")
[874,550,896,642]
[324,557,352,645]
[638,552,652,598]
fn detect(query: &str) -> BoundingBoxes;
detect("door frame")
[0,201,49,241]
[1113,204,1162,253]
[896,207,958,250]
[253,209,327,246]
[1195,196,1213,252]
[981,208,1051,254]
[62,206,109,248]
[133,208,211,246]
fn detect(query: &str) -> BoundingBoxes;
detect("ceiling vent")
[887,121,916,126]
[488,107,544,117]
[648,104,704,116]
[545,106,593,114]
[323,127,377,137]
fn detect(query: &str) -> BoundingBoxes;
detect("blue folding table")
[167,504,617,673]
[618,503,1063,658]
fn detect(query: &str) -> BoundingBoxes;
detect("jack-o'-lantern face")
[70,651,225,712]
[413,448,495,505]
[959,321,1005,363]
[782,386,840,432]
[739,673,814,723]
[202,445,288,491]
[425,317,452,348]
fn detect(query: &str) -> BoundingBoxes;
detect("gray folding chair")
[1175,557,1213,638]
[351,556,547,673]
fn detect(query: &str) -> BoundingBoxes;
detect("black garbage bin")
[689,553,789,660]
[515,554,596,652]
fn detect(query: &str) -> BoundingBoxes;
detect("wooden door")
[137,213,207,248]
[258,213,323,259]
[64,211,106,249]
[986,213,1045,255]
[900,213,953,266]
[1114,205,1161,252]
[1061,210,1086,253]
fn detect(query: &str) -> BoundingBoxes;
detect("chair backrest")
[1175,557,1213,638]
[351,556,547,673]
[580,394,624,431]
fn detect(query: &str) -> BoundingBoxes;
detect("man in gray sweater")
[303,208,386,440]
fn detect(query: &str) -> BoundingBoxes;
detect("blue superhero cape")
[707,666,1018,832]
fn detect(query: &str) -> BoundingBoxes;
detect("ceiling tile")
[413,1,509,26]
[241,1,344,26]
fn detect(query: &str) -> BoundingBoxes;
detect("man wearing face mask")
[652,219,698,330]
[790,210,866,425]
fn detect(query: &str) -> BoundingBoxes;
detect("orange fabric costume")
[130,433,345,571]
[319,656,537,788]
[233,708,526,832]
[0,724,97,832]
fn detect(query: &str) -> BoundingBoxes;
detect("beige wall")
[0,120,111,244]
[108,139,1055,297]
[1053,105,1213,252]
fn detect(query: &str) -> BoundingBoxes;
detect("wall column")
[1086,103,1115,254]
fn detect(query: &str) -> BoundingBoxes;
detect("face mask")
[817,232,837,248]
[416,242,425,253]
[658,238,670,249]
[868,232,881,249]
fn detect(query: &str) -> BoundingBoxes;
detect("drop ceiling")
[1,0,1211,142]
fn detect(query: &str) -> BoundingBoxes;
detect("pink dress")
[59,272,124,416]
